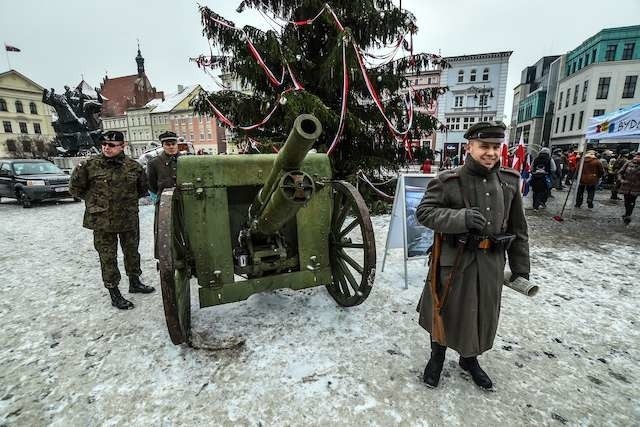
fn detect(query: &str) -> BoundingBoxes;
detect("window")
[555,117,560,133]
[458,70,464,83]
[15,100,24,113]
[470,69,476,82]
[578,57,582,69]
[592,49,597,63]
[596,77,611,99]
[622,75,637,98]
[605,44,617,61]
[454,96,463,107]
[479,94,488,106]
[569,113,575,131]
[593,109,605,117]
[578,111,584,129]
[573,84,579,104]
[558,92,563,110]
[622,42,635,60]
[582,80,589,102]
[19,122,28,134]
[29,102,37,114]
[33,123,41,134]
[562,115,567,132]
[482,68,489,81]
[0,98,7,111]
[565,88,570,107]
[3,121,12,133]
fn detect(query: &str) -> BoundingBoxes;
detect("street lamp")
[471,85,494,121]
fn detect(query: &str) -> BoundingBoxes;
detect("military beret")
[464,121,507,141]
[100,131,125,142]
[159,131,178,143]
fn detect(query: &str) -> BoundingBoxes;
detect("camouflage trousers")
[93,228,142,288]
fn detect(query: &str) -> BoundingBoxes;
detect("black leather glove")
[510,272,530,282]
[465,208,487,231]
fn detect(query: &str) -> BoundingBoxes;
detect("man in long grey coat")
[416,122,530,390]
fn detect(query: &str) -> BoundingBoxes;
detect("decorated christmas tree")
[191,0,447,179]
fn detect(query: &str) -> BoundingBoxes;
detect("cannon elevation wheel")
[327,181,376,307]
[158,188,192,345]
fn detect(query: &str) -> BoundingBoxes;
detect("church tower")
[136,44,145,77]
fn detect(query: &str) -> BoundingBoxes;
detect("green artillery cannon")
[157,114,377,345]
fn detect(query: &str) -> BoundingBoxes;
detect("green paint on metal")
[176,152,332,300]
[198,268,332,307]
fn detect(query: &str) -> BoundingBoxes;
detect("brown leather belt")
[477,238,492,249]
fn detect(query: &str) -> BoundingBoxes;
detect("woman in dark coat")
[618,152,640,224]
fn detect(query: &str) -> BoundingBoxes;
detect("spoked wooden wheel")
[327,181,376,307]
[158,188,191,345]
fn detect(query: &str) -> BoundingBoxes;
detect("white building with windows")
[437,51,512,160]
[549,26,640,150]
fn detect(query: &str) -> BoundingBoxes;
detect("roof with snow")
[75,79,105,100]
[151,85,200,114]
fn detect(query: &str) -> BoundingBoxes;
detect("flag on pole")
[4,44,21,52]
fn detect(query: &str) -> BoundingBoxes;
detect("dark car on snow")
[0,159,79,208]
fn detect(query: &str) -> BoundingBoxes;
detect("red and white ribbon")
[246,40,286,87]
[353,41,414,137]
[327,41,350,155]
[206,89,294,131]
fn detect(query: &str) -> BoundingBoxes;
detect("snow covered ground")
[0,187,638,426]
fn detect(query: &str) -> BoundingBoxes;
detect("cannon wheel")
[158,188,191,345]
[327,180,376,307]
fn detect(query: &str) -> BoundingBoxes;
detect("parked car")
[0,159,79,208]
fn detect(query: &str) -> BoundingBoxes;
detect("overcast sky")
[1,0,638,122]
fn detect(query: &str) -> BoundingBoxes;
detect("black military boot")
[459,356,493,390]
[422,341,447,388]
[129,276,155,293]
[108,287,134,310]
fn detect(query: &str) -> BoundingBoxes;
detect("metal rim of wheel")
[327,180,376,307]
[157,188,190,345]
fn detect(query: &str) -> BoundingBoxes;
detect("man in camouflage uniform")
[416,122,530,390]
[147,131,180,259]
[70,131,155,310]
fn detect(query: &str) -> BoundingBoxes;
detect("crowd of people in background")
[529,147,640,224]
[421,145,639,225]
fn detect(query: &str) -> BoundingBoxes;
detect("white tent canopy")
[585,103,640,140]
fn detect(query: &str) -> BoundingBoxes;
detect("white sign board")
[382,173,435,289]
[586,103,640,140]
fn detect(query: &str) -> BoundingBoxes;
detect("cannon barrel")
[249,114,323,235]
